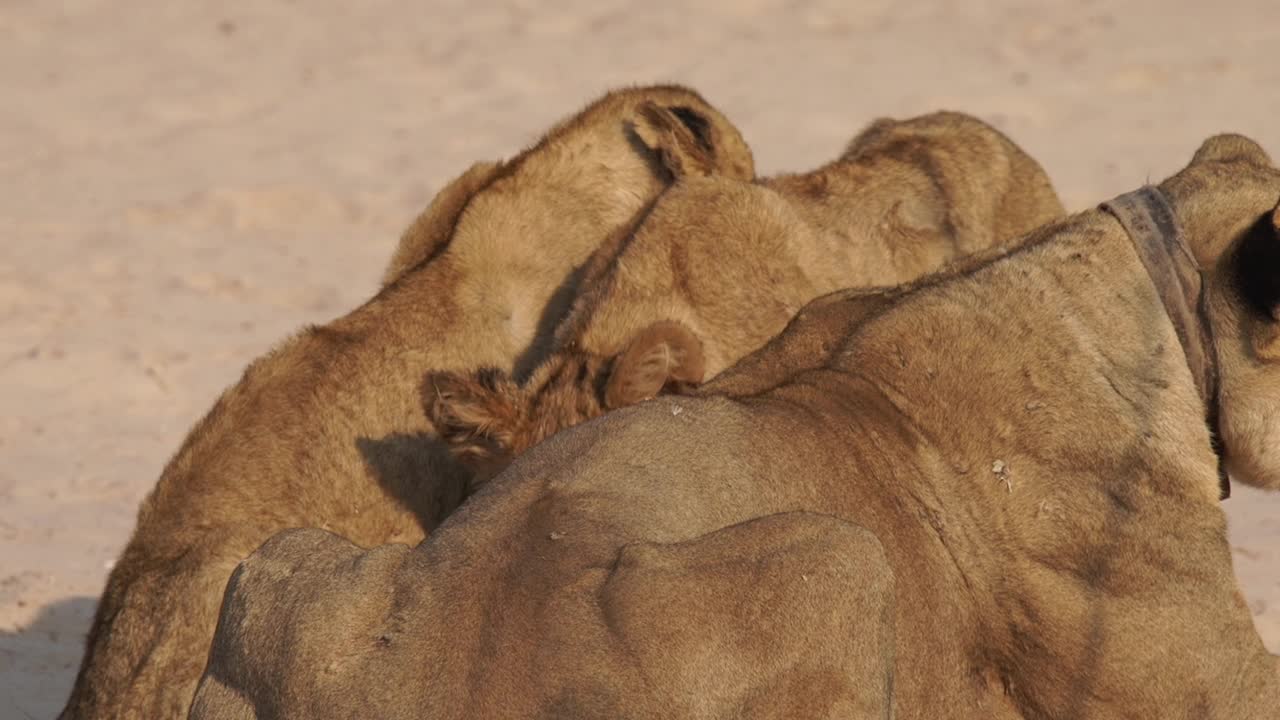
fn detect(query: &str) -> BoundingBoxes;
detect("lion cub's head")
[427,321,704,485]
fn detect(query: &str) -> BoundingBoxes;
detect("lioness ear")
[382,161,504,287]
[604,321,706,409]
[425,368,523,461]
[1257,206,1280,359]
[631,102,754,181]
[1235,206,1280,360]
[1190,134,1273,168]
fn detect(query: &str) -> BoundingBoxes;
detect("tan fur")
[431,111,1064,481]
[194,135,1280,718]
[193,515,896,720]
[380,160,503,286]
[58,85,754,720]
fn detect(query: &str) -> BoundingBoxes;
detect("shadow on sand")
[1,595,96,720]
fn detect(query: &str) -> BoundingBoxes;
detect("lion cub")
[430,111,1064,483]
[60,85,754,720]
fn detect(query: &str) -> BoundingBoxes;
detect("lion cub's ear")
[631,102,754,181]
[382,161,505,287]
[425,368,524,463]
[604,321,706,409]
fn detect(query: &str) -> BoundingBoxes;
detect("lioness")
[429,111,1063,483]
[58,85,754,720]
[193,135,1279,719]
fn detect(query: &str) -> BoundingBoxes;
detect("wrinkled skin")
[195,135,1280,719]
[429,111,1065,485]
[58,85,755,720]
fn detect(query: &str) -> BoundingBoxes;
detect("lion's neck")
[838,211,1222,508]
[815,210,1222,650]
[813,210,1268,716]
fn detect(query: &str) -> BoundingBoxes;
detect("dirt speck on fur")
[992,460,1012,492]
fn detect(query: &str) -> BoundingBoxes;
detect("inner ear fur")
[630,102,752,181]
[1232,207,1280,359]
[604,321,706,409]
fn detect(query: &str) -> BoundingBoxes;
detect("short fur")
[58,85,754,720]
[431,111,1064,482]
[193,135,1280,719]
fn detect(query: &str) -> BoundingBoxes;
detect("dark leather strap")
[1100,186,1230,499]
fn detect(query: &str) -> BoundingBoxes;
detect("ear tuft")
[1190,134,1273,169]
[425,369,522,460]
[604,321,706,409]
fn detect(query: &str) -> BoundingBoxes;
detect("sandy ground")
[2,1,1279,716]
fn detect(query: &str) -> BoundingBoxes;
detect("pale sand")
[2,1,1278,716]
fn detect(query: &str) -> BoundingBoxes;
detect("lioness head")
[1161,134,1280,491]
[427,321,704,485]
